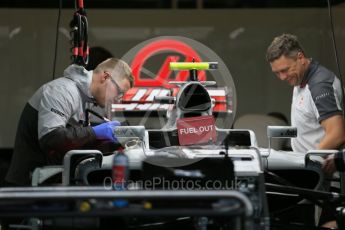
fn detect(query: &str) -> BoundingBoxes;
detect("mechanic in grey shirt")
[5,58,133,186]
[266,34,345,173]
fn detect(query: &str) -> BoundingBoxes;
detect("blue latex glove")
[92,121,121,142]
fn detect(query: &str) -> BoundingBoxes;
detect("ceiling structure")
[1,0,345,9]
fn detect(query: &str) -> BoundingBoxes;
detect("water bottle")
[112,150,129,207]
[112,150,129,190]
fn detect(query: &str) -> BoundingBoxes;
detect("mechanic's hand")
[322,154,336,174]
[92,121,121,142]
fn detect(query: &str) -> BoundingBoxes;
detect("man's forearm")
[318,132,345,150]
[319,115,345,150]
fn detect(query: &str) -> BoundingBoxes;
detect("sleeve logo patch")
[315,92,330,101]
[51,108,65,117]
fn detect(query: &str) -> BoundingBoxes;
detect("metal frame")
[0,187,254,229]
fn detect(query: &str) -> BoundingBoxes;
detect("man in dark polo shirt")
[266,33,344,155]
[266,33,345,228]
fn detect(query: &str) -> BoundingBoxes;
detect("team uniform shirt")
[291,60,343,153]
[6,65,98,185]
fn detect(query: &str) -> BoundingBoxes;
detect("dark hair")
[85,46,113,71]
[266,34,305,62]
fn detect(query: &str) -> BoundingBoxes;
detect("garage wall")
[0,8,344,148]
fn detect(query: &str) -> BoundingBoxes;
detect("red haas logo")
[131,39,206,88]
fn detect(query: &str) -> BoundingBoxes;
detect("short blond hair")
[94,58,134,87]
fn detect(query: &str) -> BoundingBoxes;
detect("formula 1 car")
[4,61,342,230]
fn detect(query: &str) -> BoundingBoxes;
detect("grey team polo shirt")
[291,59,343,153]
